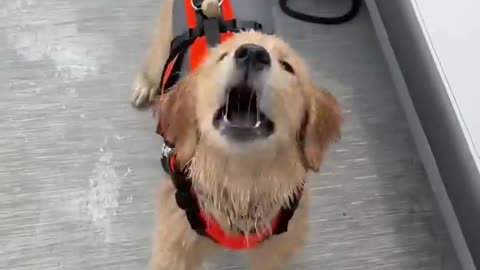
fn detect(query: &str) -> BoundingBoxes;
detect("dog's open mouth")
[213,85,274,142]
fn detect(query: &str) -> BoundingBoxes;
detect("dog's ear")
[155,78,198,168]
[300,86,341,172]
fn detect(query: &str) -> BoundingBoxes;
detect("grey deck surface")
[0,0,461,269]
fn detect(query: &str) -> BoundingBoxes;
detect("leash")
[279,0,362,25]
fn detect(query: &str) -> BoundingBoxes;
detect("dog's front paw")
[131,72,159,108]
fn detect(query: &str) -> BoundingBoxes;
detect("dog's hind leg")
[150,181,218,270]
[131,0,174,107]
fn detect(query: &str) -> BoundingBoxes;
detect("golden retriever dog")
[131,0,341,269]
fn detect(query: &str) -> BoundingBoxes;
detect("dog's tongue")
[227,111,258,128]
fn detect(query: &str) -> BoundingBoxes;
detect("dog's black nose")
[234,44,271,70]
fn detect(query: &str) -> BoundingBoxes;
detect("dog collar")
[161,143,304,251]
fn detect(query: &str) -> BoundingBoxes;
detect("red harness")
[157,0,303,251]
[165,154,303,251]
[160,0,235,92]
[199,211,282,250]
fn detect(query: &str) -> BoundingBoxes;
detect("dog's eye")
[218,52,228,62]
[279,60,295,74]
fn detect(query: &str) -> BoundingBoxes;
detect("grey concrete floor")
[0,0,461,269]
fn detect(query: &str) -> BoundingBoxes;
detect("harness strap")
[203,18,221,46]
[220,0,235,20]
[185,0,198,28]
[274,188,303,234]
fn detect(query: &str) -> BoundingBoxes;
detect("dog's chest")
[194,186,282,234]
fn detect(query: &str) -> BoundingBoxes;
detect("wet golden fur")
[131,0,341,269]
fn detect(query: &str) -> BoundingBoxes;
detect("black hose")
[279,0,362,25]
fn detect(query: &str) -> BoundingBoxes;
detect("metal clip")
[161,143,173,159]
[190,0,224,11]
[161,142,175,175]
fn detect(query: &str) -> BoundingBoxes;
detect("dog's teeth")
[223,114,230,123]
[254,121,261,128]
